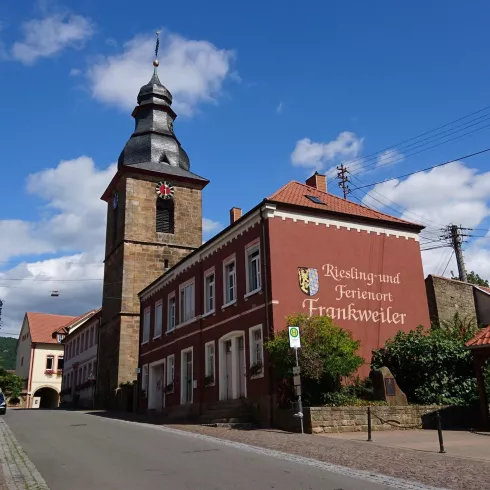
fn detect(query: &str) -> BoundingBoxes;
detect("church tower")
[97,41,208,408]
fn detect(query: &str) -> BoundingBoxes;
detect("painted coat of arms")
[298,267,319,296]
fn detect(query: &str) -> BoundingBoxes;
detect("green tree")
[0,368,22,399]
[265,313,363,405]
[451,270,489,287]
[371,315,479,405]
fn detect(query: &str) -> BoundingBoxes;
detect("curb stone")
[0,419,50,490]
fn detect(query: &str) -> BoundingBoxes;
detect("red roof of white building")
[269,181,419,228]
[26,312,77,344]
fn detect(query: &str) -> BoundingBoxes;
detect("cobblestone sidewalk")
[0,418,50,490]
[169,424,490,490]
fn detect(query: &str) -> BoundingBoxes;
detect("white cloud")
[11,13,94,65]
[202,218,223,239]
[362,160,490,280]
[276,101,283,114]
[0,157,222,335]
[376,149,405,168]
[87,30,235,116]
[363,161,490,228]
[70,68,81,76]
[0,253,104,337]
[291,132,363,170]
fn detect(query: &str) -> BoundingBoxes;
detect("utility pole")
[442,225,469,282]
[337,163,351,199]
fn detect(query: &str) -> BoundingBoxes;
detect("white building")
[61,309,100,408]
[15,312,90,408]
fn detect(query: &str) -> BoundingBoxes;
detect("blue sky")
[2,0,490,335]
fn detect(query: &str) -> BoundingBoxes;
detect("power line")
[348,173,445,230]
[326,104,490,179]
[348,114,490,175]
[352,147,490,191]
[442,251,455,276]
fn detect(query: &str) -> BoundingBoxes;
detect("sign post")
[288,326,304,434]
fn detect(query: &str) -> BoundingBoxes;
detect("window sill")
[141,341,149,346]
[165,329,176,335]
[204,383,216,388]
[244,288,262,299]
[177,316,199,329]
[222,300,237,310]
[153,335,162,340]
[202,310,215,319]
[250,372,264,380]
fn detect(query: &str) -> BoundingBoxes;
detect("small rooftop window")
[305,195,325,205]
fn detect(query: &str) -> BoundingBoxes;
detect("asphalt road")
[5,410,398,490]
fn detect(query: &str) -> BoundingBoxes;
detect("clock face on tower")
[155,181,175,199]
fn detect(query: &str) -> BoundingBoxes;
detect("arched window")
[156,199,175,234]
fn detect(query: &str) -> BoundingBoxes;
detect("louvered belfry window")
[156,198,175,234]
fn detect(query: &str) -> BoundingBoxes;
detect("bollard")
[436,411,446,454]
[367,406,372,442]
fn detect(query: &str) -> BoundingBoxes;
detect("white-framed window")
[204,269,215,314]
[167,294,176,332]
[142,364,149,393]
[46,356,54,371]
[249,325,264,377]
[204,341,215,384]
[223,256,237,305]
[142,308,151,344]
[246,243,261,294]
[180,347,193,405]
[166,355,175,392]
[154,301,163,338]
[57,333,65,344]
[57,356,64,371]
[179,280,195,324]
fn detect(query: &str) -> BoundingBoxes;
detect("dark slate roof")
[124,161,209,183]
[118,67,200,181]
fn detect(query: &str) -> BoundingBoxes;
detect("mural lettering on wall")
[300,264,407,325]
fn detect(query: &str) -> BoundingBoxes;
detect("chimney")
[305,171,327,193]
[230,207,242,224]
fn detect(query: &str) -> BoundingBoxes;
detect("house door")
[155,365,164,412]
[237,336,245,398]
[183,351,193,404]
[225,340,233,400]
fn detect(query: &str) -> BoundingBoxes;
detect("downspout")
[199,252,204,418]
[27,344,35,408]
[260,203,273,427]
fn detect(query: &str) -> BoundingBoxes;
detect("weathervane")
[153,30,160,68]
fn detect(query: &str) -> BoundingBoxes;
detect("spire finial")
[153,30,160,67]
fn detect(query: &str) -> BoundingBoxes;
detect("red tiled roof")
[26,312,77,344]
[466,325,490,348]
[268,181,420,228]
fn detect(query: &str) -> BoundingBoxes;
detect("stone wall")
[274,405,479,434]
[425,275,477,325]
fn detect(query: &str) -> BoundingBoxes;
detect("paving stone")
[0,418,50,490]
[169,423,490,490]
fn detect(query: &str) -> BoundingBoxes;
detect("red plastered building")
[137,171,430,424]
